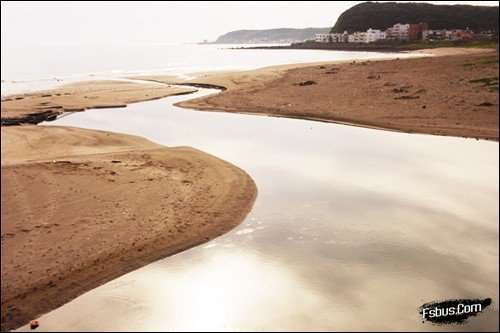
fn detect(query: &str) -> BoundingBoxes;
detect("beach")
[1,79,195,125]
[1,46,498,330]
[8,74,499,332]
[3,0,500,330]
[1,126,256,331]
[157,48,498,140]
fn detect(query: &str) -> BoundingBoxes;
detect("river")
[15,85,499,331]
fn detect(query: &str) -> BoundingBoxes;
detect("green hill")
[331,2,499,33]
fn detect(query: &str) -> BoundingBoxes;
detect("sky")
[1,1,499,46]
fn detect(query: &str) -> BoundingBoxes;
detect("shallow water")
[16,87,499,331]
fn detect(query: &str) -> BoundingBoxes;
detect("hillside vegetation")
[332,2,499,33]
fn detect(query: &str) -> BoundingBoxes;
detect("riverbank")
[1,79,196,125]
[148,48,497,140]
[0,125,256,331]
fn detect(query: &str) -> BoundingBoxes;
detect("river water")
[15,85,499,331]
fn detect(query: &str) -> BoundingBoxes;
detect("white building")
[366,28,386,43]
[386,23,410,40]
[315,32,348,43]
[332,32,349,43]
[422,29,474,41]
[315,28,386,44]
[422,29,445,40]
[315,33,332,43]
[348,32,368,43]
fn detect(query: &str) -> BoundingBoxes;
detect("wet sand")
[1,79,196,125]
[139,48,499,140]
[1,126,256,331]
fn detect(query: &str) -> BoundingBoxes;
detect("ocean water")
[1,43,422,95]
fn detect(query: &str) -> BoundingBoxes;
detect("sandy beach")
[1,126,256,331]
[1,46,497,330]
[137,48,498,140]
[1,79,196,125]
[2,0,499,330]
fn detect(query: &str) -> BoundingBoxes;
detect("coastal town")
[315,23,480,43]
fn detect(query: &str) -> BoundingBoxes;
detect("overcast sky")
[2,1,498,46]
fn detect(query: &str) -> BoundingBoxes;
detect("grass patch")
[480,57,500,65]
[463,56,498,68]
[461,40,500,49]
[401,40,499,50]
[469,76,499,85]
[469,76,499,92]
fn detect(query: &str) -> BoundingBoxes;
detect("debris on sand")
[30,320,39,330]
[477,102,495,107]
[394,95,420,100]
[392,86,412,94]
[324,67,340,75]
[295,80,317,87]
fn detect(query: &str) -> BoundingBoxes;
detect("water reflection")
[17,89,499,331]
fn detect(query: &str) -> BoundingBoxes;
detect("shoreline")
[178,108,499,142]
[235,40,500,52]
[165,47,498,141]
[2,47,491,129]
[1,46,497,330]
[1,80,198,126]
[1,125,257,331]
[1,80,259,331]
